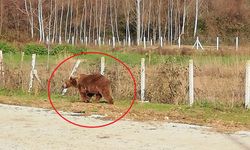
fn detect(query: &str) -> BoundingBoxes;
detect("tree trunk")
[194,0,199,37]
[136,0,141,45]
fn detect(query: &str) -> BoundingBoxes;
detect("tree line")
[0,0,249,44]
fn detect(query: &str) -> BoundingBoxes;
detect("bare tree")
[59,2,64,44]
[65,0,70,41]
[194,0,199,37]
[38,0,45,42]
[136,0,141,45]
[0,0,3,35]
[24,0,34,38]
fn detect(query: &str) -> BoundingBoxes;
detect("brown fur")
[63,73,113,104]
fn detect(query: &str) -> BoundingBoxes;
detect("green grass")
[3,48,250,69]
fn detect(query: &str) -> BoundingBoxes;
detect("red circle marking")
[47,51,137,128]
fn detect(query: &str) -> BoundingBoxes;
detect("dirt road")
[1,104,250,150]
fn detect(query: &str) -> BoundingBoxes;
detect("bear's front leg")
[78,87,90,103]
[79,92,90,103]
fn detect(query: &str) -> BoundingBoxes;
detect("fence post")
[245,60,250,109]
[189,59,194,106]
[236,37,239,51]
[100,57,105,75]
[28,54,36,93]
[141,58,146,102]
[62,59,81,95]
[216,37,219,50]
[150,39,153,46]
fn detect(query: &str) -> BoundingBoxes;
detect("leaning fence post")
[141,58,146,102]
[189,60,194,106]
[28,54,36,93]
[62,59,81,95]
[100,57,105,75]
[245,60,250,109]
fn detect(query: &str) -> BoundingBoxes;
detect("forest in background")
[0,0,249,45]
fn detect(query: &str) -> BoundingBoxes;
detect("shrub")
[24,43,47,55]
[51,44,87,55]
[0,41,16,53]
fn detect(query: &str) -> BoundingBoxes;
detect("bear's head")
[62,76,78,89]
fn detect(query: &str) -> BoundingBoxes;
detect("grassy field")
[1,47,250,131]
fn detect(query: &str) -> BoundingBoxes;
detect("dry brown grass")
[0,47,248,107]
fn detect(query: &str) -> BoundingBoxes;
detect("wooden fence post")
[100,57,105,75]
[189,59,194,106]
[141,58,146,102]
[62,59,81,95]
[245,60,250,109]
[28,54,36,93]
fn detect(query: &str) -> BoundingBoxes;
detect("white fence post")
[28,54,36,93]
[236,37,239,51]
[100,57,105,75]
[141,58,146,102]
[62,59,81,95]
[245,60,250,109]
[216,37,219,50]
[189,59,194,106]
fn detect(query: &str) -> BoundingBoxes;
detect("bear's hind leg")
[95,93,102,103]
[102,90,113,104]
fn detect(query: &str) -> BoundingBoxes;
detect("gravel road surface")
[1,104,250,150]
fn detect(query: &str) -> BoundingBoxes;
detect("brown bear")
[62,73,114,104]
